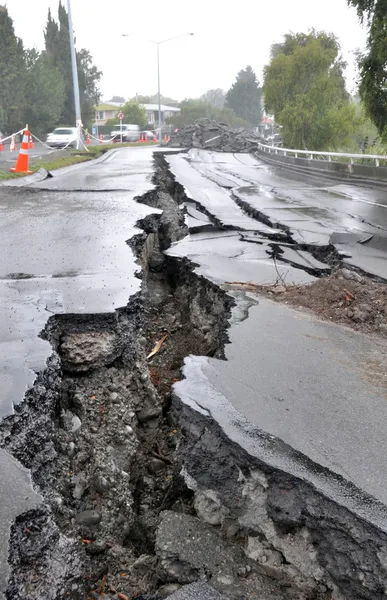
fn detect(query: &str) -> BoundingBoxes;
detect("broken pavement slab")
[175,297,387,514]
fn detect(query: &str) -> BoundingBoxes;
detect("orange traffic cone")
[29,135,34,149]
[10,135,16,152]
[153,134,157,143]
[144,134,148,142]
[163,134,167,142]
[10,127,32,174]
[86,133,91,145]
[0,138,4,152]
[99,134,103,144]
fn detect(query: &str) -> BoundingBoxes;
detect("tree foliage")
[24,49,66,136]
[167,99,249,128]
[122,100,148,128]
[0,3,102,135]
[0,5,26,132]
[225,66,262,124]
[200,89,225,110]
[263,31,357,150]
[44,2,102,126]
[347,0,387,139]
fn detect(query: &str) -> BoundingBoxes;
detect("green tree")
[263,31,357,150]
[0,5,26,133]
[24,49,66,136]
[44,2,101,126]
[347,0,387,139]
[200,89,225,110]
[122,99,148,128]
[225,66,262,124]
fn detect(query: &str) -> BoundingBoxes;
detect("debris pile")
[167,119,261,153]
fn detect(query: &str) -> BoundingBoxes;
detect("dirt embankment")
[229,268,387,337]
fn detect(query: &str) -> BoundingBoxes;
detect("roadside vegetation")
[0,3,101,139]
[263,29,387,154]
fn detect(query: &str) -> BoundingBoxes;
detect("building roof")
[95,102,122,111]
[143,104,180,113]
[95,101,180,113]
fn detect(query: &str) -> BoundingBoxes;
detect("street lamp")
[122,33,194,142]
[67,0,83,149]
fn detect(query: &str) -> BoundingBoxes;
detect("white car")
[47,127,78,148]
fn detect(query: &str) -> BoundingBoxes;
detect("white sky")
[7,0,367,102]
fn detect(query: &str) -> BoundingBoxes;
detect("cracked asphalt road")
[1,146,387,599]
[0,148,158,418]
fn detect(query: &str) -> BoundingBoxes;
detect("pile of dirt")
[230,268,387,336]
[167,119,261,153]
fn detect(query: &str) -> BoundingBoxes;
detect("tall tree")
[24,49,66,136]
[225,66,262,124]
[200,89,226,110]
[0,5,26,132]
[347,0,387,139]
[263,31,357,150]
[44,2,101,126]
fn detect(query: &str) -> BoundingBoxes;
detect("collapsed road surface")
[1,145,387,600]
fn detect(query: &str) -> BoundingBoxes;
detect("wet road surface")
[165,149,387,281]
[0,147,157,417]
[169,150,387,526]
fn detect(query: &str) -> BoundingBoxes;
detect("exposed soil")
[228,268,387,337]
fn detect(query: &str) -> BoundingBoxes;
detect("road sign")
[117,112,124,121]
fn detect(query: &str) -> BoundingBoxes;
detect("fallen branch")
[147,334,168,360]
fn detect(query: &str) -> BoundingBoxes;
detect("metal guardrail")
[257,142,387,167]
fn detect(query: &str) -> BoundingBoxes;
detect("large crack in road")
[1,148,387,600]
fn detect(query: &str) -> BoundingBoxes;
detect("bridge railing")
[257,142,387,167]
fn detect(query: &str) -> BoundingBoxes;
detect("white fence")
[257,142,387,167]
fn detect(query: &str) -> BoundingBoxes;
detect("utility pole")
[67,0,83,149]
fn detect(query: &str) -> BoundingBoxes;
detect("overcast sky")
[8,0,367,102]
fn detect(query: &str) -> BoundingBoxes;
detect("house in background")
[94,101,180,127]
[143,104,180,125]
[94,102,122,126]
[257,115,274,138]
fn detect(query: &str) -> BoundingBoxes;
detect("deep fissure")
[1,153,387,600]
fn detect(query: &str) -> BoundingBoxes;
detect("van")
[110,124,140,143]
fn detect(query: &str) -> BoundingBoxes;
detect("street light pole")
[67,0,82,149]
[122,33,194,143]
[157,43,162,143]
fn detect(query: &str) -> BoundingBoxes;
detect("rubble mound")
[167,119,261,153]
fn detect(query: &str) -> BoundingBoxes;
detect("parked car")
[110,124,140,143]
[46,127,78,148]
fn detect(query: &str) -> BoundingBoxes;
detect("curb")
[0,148,118,187]
[0,168,49,187]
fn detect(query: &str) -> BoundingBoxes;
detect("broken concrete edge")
[0,168,49,187]
[171,383,387,598]
[172,352,387,533]
[255,148,387,190]
[44,147,119,177]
